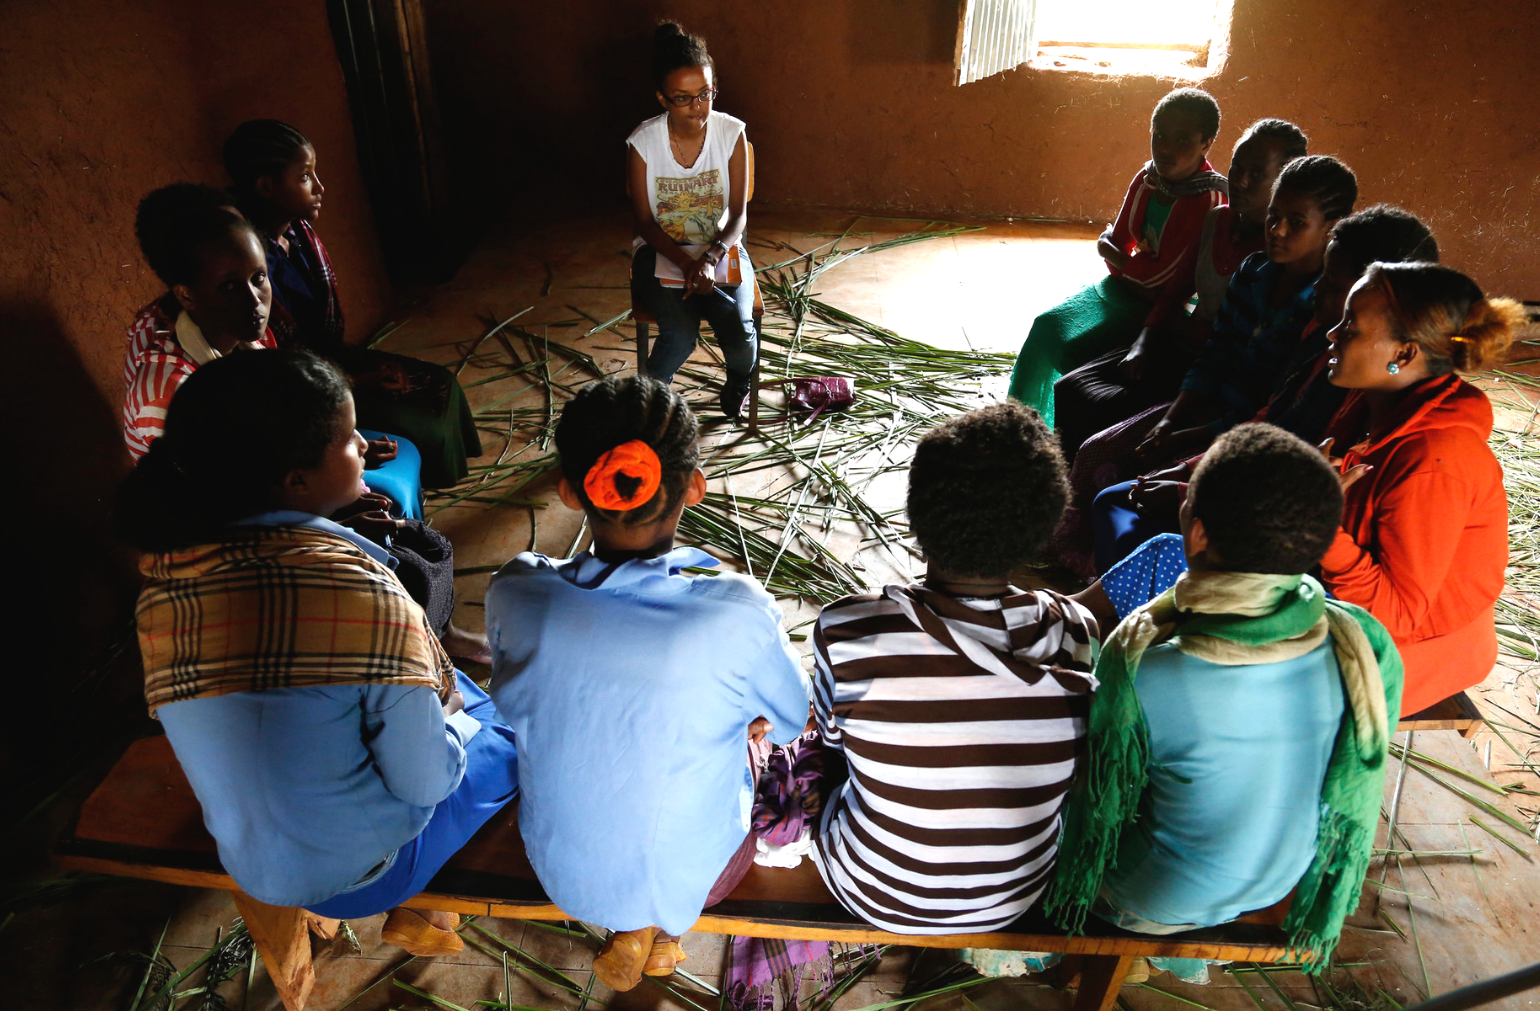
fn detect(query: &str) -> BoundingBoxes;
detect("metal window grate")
[953,0,1038,86]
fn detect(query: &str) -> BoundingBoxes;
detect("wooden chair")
[633,140,764,432]
[1397,690,1485,739]
[58,735,1304,1011]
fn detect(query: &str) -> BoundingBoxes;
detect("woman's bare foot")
[441,623,493,664]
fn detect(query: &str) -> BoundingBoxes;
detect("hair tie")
[583,440,663,511]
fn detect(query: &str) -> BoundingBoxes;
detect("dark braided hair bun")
[555,374,700,525]
[1273,154,1358,221]
[1237,118,1309,160]
[653,22,713,90]
[223,119,310,202]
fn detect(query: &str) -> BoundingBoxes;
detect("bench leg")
[1070,953,1137,1011]
[748,359,761,434]
[231,890,337,1011]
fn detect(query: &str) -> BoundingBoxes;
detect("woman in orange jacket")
[1321,261,1525,715]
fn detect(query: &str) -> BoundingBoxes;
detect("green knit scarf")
[1044,570,1404,972]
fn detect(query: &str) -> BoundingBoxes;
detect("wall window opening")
[955,0,1232,85]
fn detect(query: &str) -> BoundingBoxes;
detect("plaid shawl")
[138,526,453,713]
[267,219,344,352]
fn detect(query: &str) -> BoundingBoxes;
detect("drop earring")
[1387,362,1401,375]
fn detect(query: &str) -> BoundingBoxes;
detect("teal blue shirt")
[1100,639,1345,928]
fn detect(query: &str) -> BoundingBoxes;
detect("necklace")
[668,122,706,167]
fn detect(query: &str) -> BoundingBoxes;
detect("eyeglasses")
[666,88,718,107]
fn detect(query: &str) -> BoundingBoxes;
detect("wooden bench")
[56,735,1302,1011]
[1397,690,1485,739]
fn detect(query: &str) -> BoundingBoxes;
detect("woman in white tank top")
[626,22,755,418]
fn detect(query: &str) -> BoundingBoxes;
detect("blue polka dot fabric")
[1101,532,1188,620]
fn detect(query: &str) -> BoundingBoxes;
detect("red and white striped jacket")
[122,297,277,459]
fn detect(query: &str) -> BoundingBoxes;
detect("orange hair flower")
[583,439,663,511]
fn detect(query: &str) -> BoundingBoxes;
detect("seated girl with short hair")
[224,119,483,488]
[120,351,518,956]
[1050,424,1402,972]
[122,184,277,459]
[626,22,757,418]
[1009,87,1229,426]
[1320,261,1523,714]
[1134,154,1359,465]
[812,402,1099,934]
[122,183,487,661]
[1053,118,1308,462]
[485,374,810,990]
[1091,204,1439,574]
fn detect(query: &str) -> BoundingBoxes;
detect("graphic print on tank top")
[656,170,725,244]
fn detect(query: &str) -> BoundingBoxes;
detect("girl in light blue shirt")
[487,374,809,992]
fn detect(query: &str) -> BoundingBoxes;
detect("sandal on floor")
[381,908,463,957]
[593,926,657,992]
[643,937,688,977]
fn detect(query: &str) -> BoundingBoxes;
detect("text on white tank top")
[626,110,746,251]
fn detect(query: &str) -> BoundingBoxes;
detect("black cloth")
[1053,339,1197,463]
[386,521,456,639]
[1264,332,1350,447]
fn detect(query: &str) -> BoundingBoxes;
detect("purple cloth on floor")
[727,936,832,1011]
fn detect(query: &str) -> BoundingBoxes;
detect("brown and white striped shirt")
[810,583,1098,934]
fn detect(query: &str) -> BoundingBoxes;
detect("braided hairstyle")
[653,22,713,90]
[134,183,253,289]
[1237,118,1309,160]
[116,351,353,552]
[223,119,310,204]
[555,374,700,525]
[1328,205,1439,275]
[907,402,1068,578]
[1273,154,1358,221]
[1363,262,1524,375]
[1152,87,1220,140]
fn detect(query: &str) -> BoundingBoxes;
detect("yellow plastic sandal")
[643,938,689,977]
[592,926,658,992]
[380,908,464,957]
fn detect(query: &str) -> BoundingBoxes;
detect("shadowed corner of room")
[0,298,151,867]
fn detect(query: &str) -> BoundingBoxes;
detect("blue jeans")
[307,672,519,918]
[631,245,757,384]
